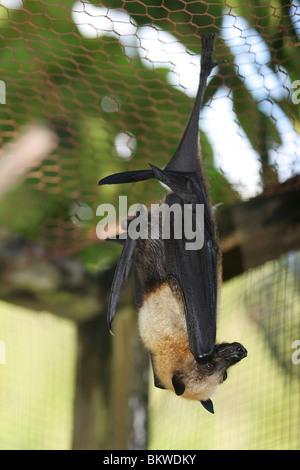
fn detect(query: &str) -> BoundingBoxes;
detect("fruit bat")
[98,34,247,414]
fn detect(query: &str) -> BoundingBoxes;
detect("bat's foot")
[200,33,224,77]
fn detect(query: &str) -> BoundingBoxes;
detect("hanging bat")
[98,34,247,414]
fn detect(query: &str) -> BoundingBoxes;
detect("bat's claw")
[200,33,224,77]
[213,59,226,68]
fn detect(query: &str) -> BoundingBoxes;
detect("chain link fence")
[0,0,299,450]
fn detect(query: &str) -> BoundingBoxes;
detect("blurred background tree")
[0,0,299,451]
[0,0,298,269]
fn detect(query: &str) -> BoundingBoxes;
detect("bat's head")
[171,342,247,413]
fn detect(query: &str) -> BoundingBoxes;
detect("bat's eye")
[205,363,215,371]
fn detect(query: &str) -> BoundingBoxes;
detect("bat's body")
[139,282,222,402]
[99,34,247,413]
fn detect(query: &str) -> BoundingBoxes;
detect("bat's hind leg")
[200,33,225,78]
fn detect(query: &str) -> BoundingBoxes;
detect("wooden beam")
[0,229,134,322]
[1,175,300,307]
[217,175,300,280]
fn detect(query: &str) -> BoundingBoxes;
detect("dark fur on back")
[135,237,166,295]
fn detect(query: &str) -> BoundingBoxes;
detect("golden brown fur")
[138,283,225,401]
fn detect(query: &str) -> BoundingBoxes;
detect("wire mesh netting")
[0,0,299,450]
[0,0,299,253]
[0,300,77,449]
[0,251,298,449]
[148,251,300,450]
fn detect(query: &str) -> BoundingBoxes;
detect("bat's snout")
[215,342,247,366]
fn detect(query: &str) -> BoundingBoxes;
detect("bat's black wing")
[99,169,154,186]
[107,236,137,330]
[99,33,221,360]
[100,165,219,361]
[150,166,218,361]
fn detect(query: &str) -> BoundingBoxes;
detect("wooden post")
[72,313,113,450]
[72,306,149,450]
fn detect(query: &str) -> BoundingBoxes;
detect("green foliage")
[0,0,298,263]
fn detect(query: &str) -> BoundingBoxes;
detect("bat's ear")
[200,399,214,414]
[172,373,186,396]
[149,353,166,390]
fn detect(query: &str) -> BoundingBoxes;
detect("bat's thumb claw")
[213,59,226,68]
[201,399,214,414]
